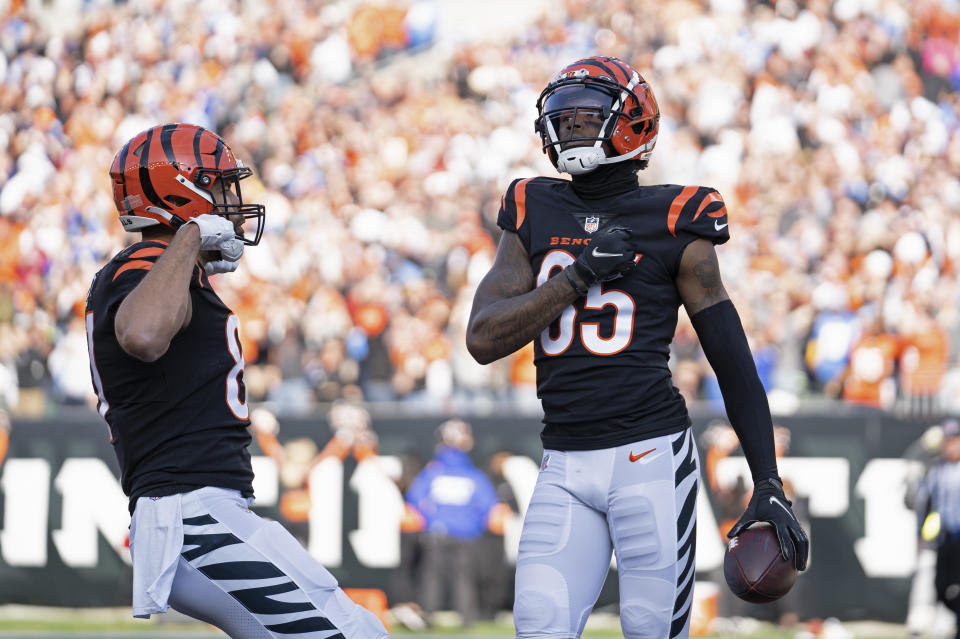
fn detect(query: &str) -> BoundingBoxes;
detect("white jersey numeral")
[225,313,248,419]
[536,250,637,356]
[537,251,578,355]
[581,285,635,355]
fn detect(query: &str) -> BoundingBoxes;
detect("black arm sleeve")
[690,299,779,482]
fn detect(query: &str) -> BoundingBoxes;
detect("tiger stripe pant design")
[130,487,390,639]
[514,429,699,639]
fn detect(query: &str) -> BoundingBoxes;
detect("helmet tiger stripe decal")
[159,122,179,166]
[137,127,172,211]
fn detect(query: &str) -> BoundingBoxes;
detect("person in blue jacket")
[406,419,501,627]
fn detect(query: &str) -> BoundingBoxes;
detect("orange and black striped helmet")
[535,56,659,175]
[109,123,265,245]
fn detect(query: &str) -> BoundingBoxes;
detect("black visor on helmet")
[536,84,619,153]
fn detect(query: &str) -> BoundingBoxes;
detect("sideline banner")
[0,408,933,621]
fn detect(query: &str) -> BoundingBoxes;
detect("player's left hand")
[203,238,244,275]
[728,477,809,571]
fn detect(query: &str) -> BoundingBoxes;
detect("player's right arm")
[114,224,201,362]
[466,230,581,365]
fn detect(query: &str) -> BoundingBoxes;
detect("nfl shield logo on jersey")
[584,216,600,233]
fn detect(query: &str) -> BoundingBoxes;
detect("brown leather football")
[723,522,798,603]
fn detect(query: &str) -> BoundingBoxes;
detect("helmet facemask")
[534,59,660,175]
[196,166,265,246]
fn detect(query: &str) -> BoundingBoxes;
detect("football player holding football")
[466,57,809,639]
[85,123,390,639]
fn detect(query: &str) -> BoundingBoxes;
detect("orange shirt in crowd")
[900,325,949,396]
[843,333,901,408]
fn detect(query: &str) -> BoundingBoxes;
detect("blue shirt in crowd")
[405,446,498,541]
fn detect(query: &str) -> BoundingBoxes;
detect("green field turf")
[0,619,915,639]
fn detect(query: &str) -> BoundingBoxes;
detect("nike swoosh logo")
[769,496,795,520]
[592,247,623,258]
[629,448,656,462]
[715,220,728,231]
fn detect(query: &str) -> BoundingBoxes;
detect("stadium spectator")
[841,308,900,410]
[404,418,506,627]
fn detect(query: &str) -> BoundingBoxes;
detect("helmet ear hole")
[164,194,191,207]
[628,107,646,135]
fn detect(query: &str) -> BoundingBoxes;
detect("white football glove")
[186,214,237,251]
[186,214,245,275]
[203,241,244,275]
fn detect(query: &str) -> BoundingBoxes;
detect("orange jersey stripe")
[514,178,534,230]
[693,191,725,221]
[113,260,154,281]
[129,246,165,259]
[667,186,699,237]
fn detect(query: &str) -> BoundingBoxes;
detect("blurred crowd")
[3,0,960,416]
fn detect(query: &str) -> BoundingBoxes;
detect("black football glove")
[728,477,809,571]
[573,226,639,286]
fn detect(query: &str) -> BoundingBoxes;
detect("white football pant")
[130,486,390,639]
[514,429,699,639]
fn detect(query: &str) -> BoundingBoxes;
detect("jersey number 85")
[537,250,636,356]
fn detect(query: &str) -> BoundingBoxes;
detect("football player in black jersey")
[466,57,809,639]
[85,123,390,639]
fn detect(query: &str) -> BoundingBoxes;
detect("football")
[723,523,798,603]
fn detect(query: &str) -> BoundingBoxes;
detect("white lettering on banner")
[308,457,344,566]
[854,459,923,577]
[0,453,923,579]
[348,456,403,568]
[499,455,539,563]
[250,456,278,507]
[1,459,50,566]
[51,459,131,567]
[778,458,851,517]
[714,457,851,517]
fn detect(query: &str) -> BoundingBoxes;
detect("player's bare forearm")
[115,225,200,361]
[468,274,580,364]
[467,230,581,364]
[676,238,730,316]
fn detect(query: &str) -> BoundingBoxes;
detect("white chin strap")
[556,142,649,175]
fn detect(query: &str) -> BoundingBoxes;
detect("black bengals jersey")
[85,240,254,513]
[497,177,730,450]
